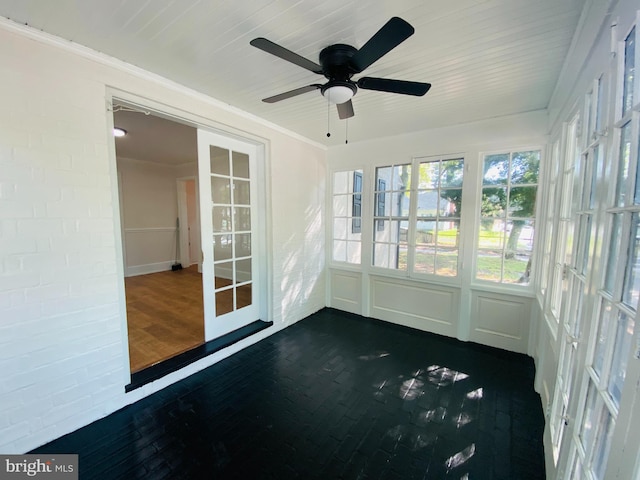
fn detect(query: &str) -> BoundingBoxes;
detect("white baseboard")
[125,261,174,277]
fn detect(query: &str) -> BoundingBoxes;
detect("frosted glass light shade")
[323,85,354,104]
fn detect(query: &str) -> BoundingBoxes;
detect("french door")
[197,129,260,341]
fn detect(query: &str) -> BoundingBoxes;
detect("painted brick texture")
[0,24,326,453]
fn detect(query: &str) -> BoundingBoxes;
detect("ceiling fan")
[250,17,431,120]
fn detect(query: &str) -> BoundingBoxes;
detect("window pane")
[509,186,537,217]
[593,301,612,378]
[375,191,390,216]
[436,247,458,276]
[580,381,598,450]
[511,151,540,184]
[416,190,438,216]
[440,159,464,187]
[436,220,459,276]
[476,250,503,282]
[483,154,509,185]
[333,195,348,217]
[373,243,389,268]
[591,408,614,480]
[622,27,635,116]
[439,189,462,217]
[332,170,363,265]
[607,311,635,408]
[622,213,640,308]
[604,214,623,293]
[481,187,507,217]
[616,122,632,206]
[437,220,460,248]
[415,220,436,246]
[479,219,506,249]
[375,220,401,242]
[418,161,439,188]
[394,191,410,216]
[414,243,436,274]
[332,171,349,194]
[346,241,361,264]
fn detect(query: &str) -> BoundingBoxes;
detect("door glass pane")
[607,311,635,408]
[236,258,252,284]
[604,214,623,292]
[236,284,252,309]
[210,146,230,175]
[591,408,614,480]
[616,122,632,206]
[593,301,612,378]
[214,262,233,287]
[622,213,640,308]
[234,207,251,231]
[235,233,251,258]
[233,179,250,205]
[233,151,250,179]
[213,207,232,232]
[215,289,233,316]
[580,382,598,450]
[212,176,231,204]
[623,27,635,116]
[213,234,232,261]
[208,144,253,318]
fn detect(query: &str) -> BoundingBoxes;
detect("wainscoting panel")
[329,270,362,314]
[470,290,531,353]
[370,276,458,337]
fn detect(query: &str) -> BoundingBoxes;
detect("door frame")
[176,176,200,269]
[107,90,271,386]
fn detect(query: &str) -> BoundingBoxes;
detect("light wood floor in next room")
[125,266,204,373]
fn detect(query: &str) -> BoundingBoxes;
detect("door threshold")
[125,320,273,392]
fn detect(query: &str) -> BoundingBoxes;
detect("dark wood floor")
[33,309,545,479]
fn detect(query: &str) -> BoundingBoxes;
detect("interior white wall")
[117,156,182,276]
[0,22,325,453]
[327,111,549,354]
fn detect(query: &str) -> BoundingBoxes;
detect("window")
[352,171,362,233]
[373,164,411,270]
[372,157,464,277]
[476,150,540,284]
[332,169,363,264]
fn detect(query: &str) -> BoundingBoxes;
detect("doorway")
[113,103,205,372]
[112,98,267,374]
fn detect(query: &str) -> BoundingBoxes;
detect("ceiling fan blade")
[357,77,431,96]
[262,84,322,103]
[350,17,415,73]
[337,100,355,119]
[250,38,323,74]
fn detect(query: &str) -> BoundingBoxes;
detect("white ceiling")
[0,0,586,147]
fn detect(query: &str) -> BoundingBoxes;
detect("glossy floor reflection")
[32,308,545,479]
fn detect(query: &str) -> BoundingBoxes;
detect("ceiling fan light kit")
[250,16,431,121]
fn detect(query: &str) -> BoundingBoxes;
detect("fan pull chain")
[326,98,331,137]
[345,118,349,144]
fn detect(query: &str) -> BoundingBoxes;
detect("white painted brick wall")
[0,23,327,454]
